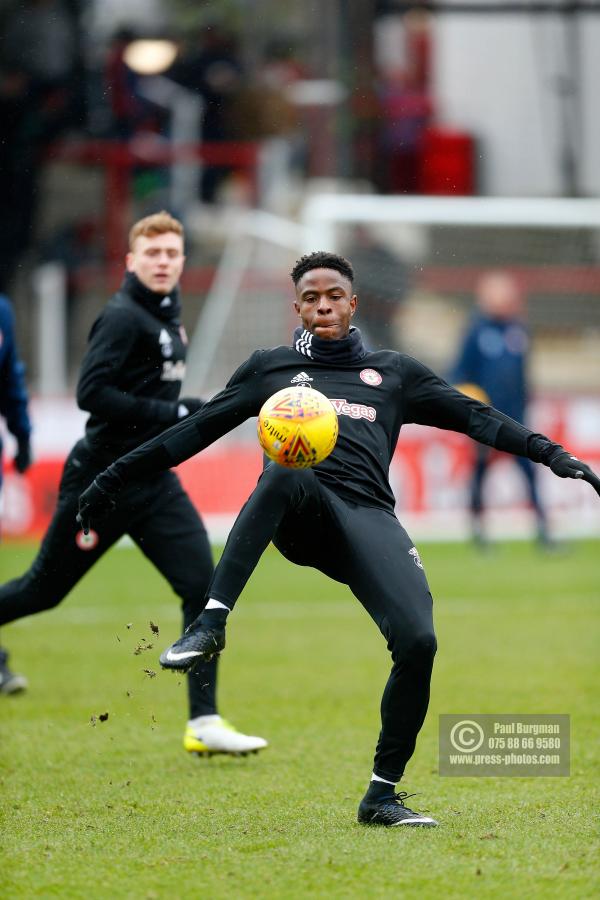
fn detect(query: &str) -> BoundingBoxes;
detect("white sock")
[188,714,222,728]
[205,598,229,611]
[371,772,396,786]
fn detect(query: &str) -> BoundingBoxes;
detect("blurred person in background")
[0,212,267,756]
[168,23,243,203]
[229,37,306,210]
[0,63,38,292]
[104,28,147,139]
[376,66,432,194]
[375,11,433,195]
[3,0,76,92]
[0,294,32,694]
[0,0,80,291]
[102,27,170,202]
[103,27,169,141]
[450,270,549,546]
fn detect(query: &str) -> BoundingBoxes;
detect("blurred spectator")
[0,66,38,291]
[104,28,144,139]
[169,23,243,203]
[0,0,80,291]
[3,0,79,137]
[230,40,306,212]
[346,226,409,351]
[101,29,173,211]
[376,66,432,194]
[375,10,433,194]
[0,294,32,694]
[104,28,168,140]
[3,0,76,90]
[449,270,550,546]
[231,40,302,140]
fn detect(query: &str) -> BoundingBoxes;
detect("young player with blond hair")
[0,212,266,756]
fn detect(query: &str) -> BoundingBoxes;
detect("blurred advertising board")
[2,396,599,542]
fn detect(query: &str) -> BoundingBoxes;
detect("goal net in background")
[184,210,304,397]
[300,195,600,391]
[181,195,600,541]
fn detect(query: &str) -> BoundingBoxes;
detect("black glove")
[77,479,117,534]
[549,450,600,496]
[177,396,203,419]
[14,437,32,474]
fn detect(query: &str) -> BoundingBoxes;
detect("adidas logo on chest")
[290,371,313,385]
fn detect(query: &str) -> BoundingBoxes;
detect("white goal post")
[300,195,600,251]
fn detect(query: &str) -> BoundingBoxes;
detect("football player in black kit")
[0,211,266,757]
[78,251,599,827]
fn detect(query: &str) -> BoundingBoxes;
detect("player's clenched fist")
[548,449,600,496]
[77,479,117,534]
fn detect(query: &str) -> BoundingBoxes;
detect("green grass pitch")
[1,538,598,898]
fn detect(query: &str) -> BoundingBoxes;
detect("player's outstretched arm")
[77,350,265,531]
[402,356,600,498]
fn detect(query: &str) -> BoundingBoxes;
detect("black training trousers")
[0,439,215,718]
[206,463,437,783]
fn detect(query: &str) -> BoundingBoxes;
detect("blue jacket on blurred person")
[450,270,530,423]
[0,295,32,488]
[0,294,32,693]
[449,271,549,545]
[450,310,529,423]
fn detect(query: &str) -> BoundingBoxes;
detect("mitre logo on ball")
[257,386,338,468]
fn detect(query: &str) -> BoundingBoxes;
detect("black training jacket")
[76,284,187,461]
[95,345,561,512]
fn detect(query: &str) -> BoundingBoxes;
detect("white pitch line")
[7,595,597,628]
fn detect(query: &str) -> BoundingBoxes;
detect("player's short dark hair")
[290,252,354,286]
